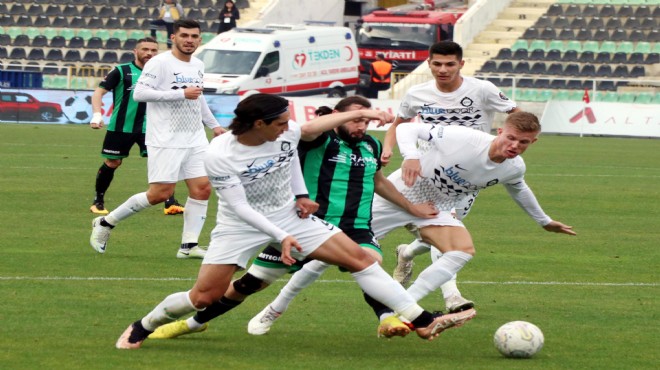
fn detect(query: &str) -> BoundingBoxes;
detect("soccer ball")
[63,94,93,124]
[493,321,544,358]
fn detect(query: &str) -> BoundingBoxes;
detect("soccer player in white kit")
[371,111,576,307]
[89,20,224,259]
[115,94,475,350]
[382,41,521,312]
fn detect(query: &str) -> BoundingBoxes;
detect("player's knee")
[232,273,265,296]
[189,181,212,200]
[105,159,122,168]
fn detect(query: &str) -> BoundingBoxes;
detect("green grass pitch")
[0,123,658,369]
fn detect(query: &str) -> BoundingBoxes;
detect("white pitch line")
[0,276,656,287]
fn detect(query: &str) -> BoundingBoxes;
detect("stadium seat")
[634,92,653,104]
[557,28,575,41]
[627,30,646,42]
[610,29,627,42]
[0,34,10,46]
[627,52,645,64]
[605,17,622,29]
[49,36,66,48]
[567,90,585,101]
[522,28,539,40]
[617,5,633,17]
[511,39,528,51]
[86,37,104,49]
[479,60,497,73]
[497,61,514,74]
[562,50,578,62]
[9,3,27,15]
[530,62,547,74]
[618,93,635,104]
[546,63,564,75]
[106,17,123,29]
[587,17,604,29]
[529,40,547,52]
[9,47,27,60]
[0,3,6,14]
[640,17,656,30]
[78,29,94,41]
[528,48,545,61]
[553,16,570,29]
[123,39,138,50]
[599,41,617,54]
[615,41,634,54]
[624,17,641,30]
[111,30,128,42]
[83,50,101,63]
[63,4,78,16]
[545,49,562,61]
[564,4,580,16]
[601,91,619,102]
[123,18,140,29]
[599,5,615,17]
[64,50,82,62]
[98,6,115,18]
[512,49,529,60]
[81,5,97,17]
[610,52,627,64]
[96,30,112,41]
[539,27,556,40]
[582,41,599,53]
[27,48,45,61]
[595,65,612,78]
[537,89,554,102]
[69,36,86,49]
[101,51,118,64]
[634,5,651,18]
[582,4,598,17]
[570,16,587,29]
[7,27,22,39]
[119,52,134,63]
[52,16,69,28]
[514,61,530,74]
[45,49,64,61]
[579,64,596,77]
[592,29,609,42]
[128,30,147,41]
[630,66,645,78]
[116,6,132,18]
[42,28,59,40]
[612,65,629,78]
[549,79,566,90]
[0,15,12,27]
[495,48,512,60]
[88,17,105,29]
[517,78,534,88]
[13,35,30,47]
[645,53,659,64]
[565,41,581,53]
[547,3,563,16]
[105,38,122,49]
[649,30,660,43]
[575,28,592,41]
[32,35,48,47]
[564,63,580,76]
[133,7,151,18]
[25,62,42,73]
[16,15,32,27]
[553,90,570,101]
[187,8,205,20]
[45,4,60,16]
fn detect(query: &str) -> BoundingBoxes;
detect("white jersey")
[390,125,526,212]
[135,51,214,148]
[205,121,301,224]
[398,76,517,134]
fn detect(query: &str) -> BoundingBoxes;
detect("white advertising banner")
[541,101,660,138]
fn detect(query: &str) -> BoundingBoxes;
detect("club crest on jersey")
[460,97,474,107]
[281,141,291,151]
[499,92,510,101]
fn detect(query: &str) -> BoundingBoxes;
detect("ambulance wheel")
[327,87,346,98]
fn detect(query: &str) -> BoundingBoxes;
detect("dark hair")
[173,19,201,33]
[314,106,332,116]
[229,94,289,135]
[136,37,158,45]
[505,111,541,133]
[428,40,463,61]
[334,95,371,112]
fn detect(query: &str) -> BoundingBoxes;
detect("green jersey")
[99,62,146,134]
[299,130,382,232]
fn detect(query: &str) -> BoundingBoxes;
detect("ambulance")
[196,24,360,97]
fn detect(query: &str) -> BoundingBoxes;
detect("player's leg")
[91,131,132,214]
[116,263,238,349]
[177,146,211,258]
[406,225,475,302]
[430,247,475,313]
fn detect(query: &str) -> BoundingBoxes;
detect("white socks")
[400,239,431,260]
[407,251,472,302]
[351,262,423,322]
[105,192,151,225]
[431,247,461,299]
[181,197,208,244]
[141,291,197,331]
[270,260,330,313]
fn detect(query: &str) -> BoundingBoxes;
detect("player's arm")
[504,181,576,236]
[200,97,226,136]
[396,122,433,187]
[381,115,410,166]
[300,109,393,141]
[133,61,186,102]
[374,170,437,218]
[90,87,109,129]
[290,153,318,218]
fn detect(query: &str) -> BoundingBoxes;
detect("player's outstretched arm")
[543,221,576,236]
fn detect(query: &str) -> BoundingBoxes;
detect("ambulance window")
[260,51,280,74]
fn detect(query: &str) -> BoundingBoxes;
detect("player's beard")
[336,125,364,145]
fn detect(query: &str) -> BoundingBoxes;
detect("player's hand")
[408,202,438,219]
[280,235,303,266]
[184,87,204,100]
[212,127,226,137]
[543,221,576,236]
[295,198,319,219]
[367,110,394,127]
[401,159,422,187]
[380,148,393,166]
[90,112,104,129]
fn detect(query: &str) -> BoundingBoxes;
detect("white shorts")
[203,206,342,268]
[371,197,465,240]
[147,145,208,183]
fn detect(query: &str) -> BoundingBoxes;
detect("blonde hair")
[505,111,541,133]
